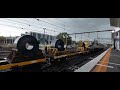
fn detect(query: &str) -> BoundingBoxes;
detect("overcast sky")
[0,18,117,41]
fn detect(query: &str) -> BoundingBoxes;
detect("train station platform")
[75,47,120,72]
[107,50,120,72]
[92,48,120,72]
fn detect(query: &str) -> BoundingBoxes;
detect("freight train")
[0,35,106,71]
[88,40,106,53]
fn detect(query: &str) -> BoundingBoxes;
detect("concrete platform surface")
[107,50,120,72]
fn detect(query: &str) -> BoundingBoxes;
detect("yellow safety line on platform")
[92,48,112,72]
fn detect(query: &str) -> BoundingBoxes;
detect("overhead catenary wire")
[35,18,81,32]
[2,18,61,33]
[10,18,65,33]
[18,18,64,31]
[47,18,86,30]
[34,19,79,31]
[0,19,62,35]
[2,18,107,35]
[0,23,59,36]
[35,18,65,29]
[69,30,113,35]
[54,18,87,33]
[0,18,112,42]
[0,19,30,27]
[71,18,91,32]
[70,18,106,33]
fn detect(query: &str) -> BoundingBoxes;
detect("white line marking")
[74,48,110,72]
[98,61,120,66]
[96,64,114,68]
[111,55,120,58]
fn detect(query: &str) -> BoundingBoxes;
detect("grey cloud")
[0,18,114,40]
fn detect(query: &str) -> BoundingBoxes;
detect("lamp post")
[43,28,46,46]
[113,30,116,49]
[65,34,67,50]
[75,34,76,43]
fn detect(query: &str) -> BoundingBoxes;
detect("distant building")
[0,36,19,45]
[21,32,56,44]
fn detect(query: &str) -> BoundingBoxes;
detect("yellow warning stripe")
[0,58,46,70]
[0,50,88,71]
[92,48,112,72]
[54,52,83,59]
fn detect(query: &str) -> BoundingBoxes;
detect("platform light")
[111,27,120,33]
[112,30,115,33]
[115,27,120,32]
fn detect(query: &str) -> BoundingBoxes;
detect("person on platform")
[82,42,86,50]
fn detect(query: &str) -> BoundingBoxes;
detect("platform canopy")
[110,18,120,27]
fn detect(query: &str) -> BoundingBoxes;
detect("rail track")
[0,51,11,60]
[0,48,106,72]
[41,48,106,72]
